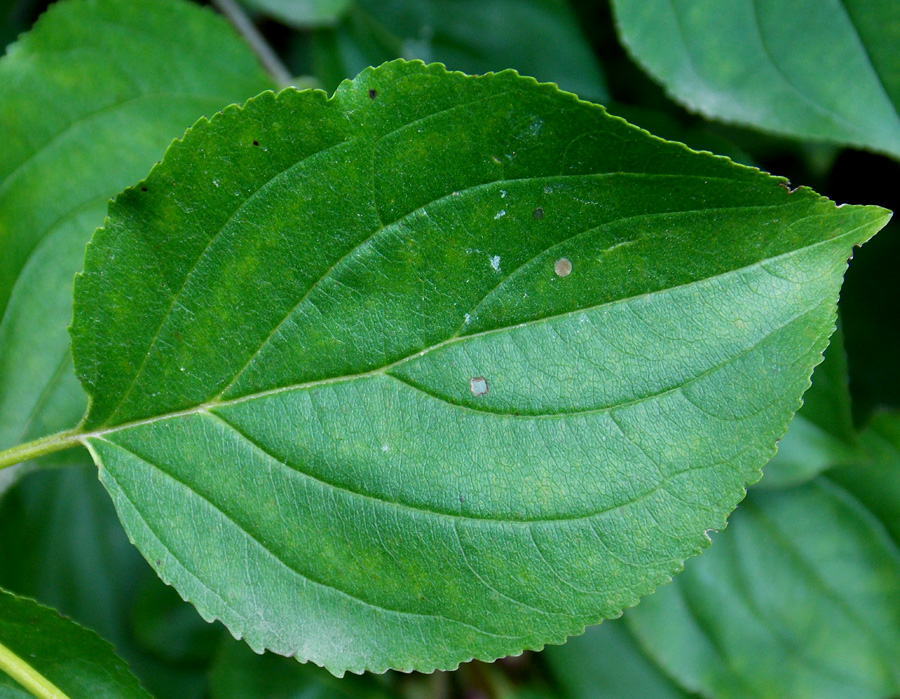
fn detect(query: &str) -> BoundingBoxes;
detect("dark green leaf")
[311,0,607,100]
[0,587,151,698]
[610,0,900,158]
[627,480,900,698]
[68,60,887,674]
[0,0,274,493]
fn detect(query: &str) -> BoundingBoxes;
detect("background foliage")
[0,0,898,696]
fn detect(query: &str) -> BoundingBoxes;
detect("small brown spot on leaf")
[778,181,799,194]
[368,88,378,100]
[533,207,544,220]
[555,258,572,277]
[469,377,489,396]
[252,139,259,146]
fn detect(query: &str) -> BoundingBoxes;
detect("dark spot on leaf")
[155,560,161,566]
[469,377,488,396]
[459,495,465,503]
[533,207,544,220]
[140,187,147,192]
[368,89,378,100]
[253,140,259,146]
[555,258,573,277]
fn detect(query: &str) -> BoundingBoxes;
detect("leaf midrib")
[82,291,824,528]
[77,220,865,445]
[101,159,767,427]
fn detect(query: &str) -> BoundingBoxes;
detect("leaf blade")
[70,60,889,674]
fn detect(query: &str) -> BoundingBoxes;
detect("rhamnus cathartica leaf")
[68,60,890,675]
[0,588,151,698]
[0,0,274,493]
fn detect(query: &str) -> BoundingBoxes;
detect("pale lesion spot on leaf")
[469,377,489,396]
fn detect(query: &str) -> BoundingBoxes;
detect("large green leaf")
[627,480,900,699]
[241,0,353,27]
[310,0,607,100]
[0,587,151,698]
[0,0,274,494]
[64,60,888,674]
[609,0,900,158]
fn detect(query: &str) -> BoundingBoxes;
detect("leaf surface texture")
[70,60,889,674]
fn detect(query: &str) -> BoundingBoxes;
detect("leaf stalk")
[0,638,71,699]
[0,430,83,471]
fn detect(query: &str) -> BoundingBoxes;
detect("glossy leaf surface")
[0,588,151,698]
[311,0,607,100]
[69,60,888,674]
[627,480,900,699]
[0,0,273,493]
[610,0,900,158]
